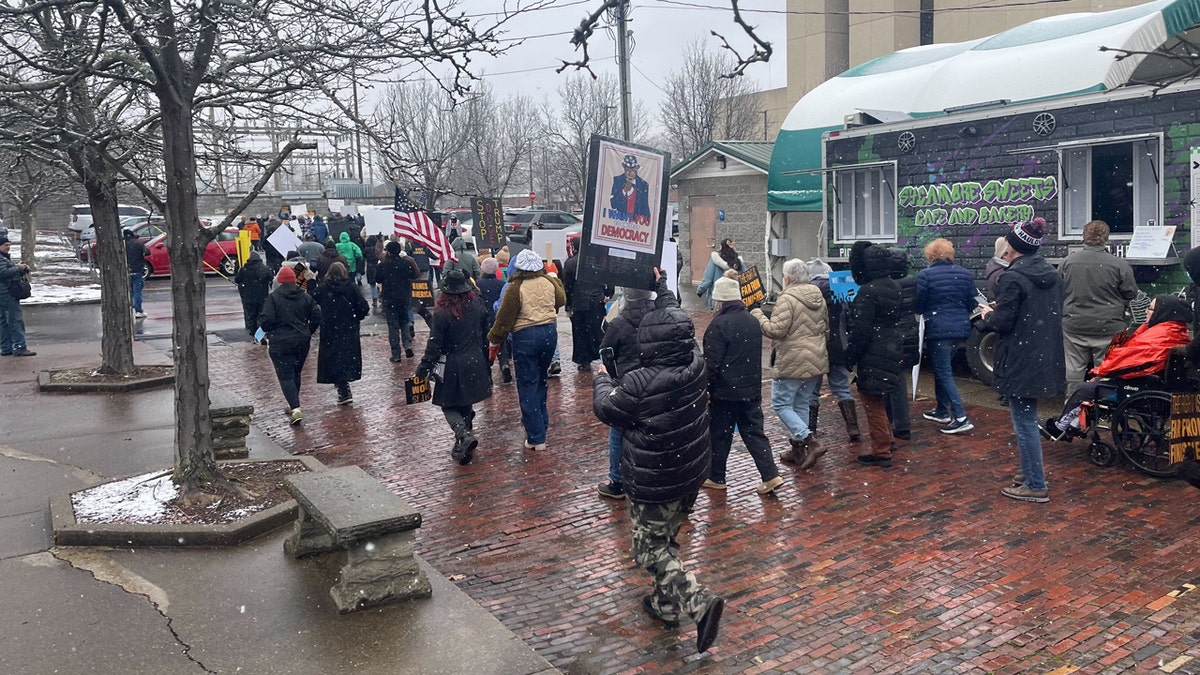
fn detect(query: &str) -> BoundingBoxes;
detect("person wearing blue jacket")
[914,238,979,434]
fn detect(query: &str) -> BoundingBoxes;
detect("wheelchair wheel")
[1111,390,1178,477]
[1089,441,1117,467]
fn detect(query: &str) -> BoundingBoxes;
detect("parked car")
[79,217,168,263]
[506,209,581,243]
[70,203,151,233]
[143,227,240,279]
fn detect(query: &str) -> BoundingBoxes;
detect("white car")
[70,203,152,234]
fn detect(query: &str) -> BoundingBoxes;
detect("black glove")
[748,301,763,311]
[415,363,431,380]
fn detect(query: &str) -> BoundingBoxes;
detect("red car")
[143,227,240,279]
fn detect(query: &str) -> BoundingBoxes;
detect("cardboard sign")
[1169,392,1198,464]
[328,199,345,214]
[828,270,859,304]
[410,279,433,307]
[362,209,393,236]
[266,222,303,257]
[739,266,766,307]
[472,197,505,249]
[577,134,671,291]
[531,229,569,262]
[405,375,432,405]
[660,240,679,297]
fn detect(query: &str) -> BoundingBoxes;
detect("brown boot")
[838,399,861,442]
[780,438,807,465]
[798,436,826,470]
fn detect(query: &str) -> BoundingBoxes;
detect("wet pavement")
[197,290,1200,674]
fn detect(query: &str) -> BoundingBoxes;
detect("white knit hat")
[514,248,544,272]
[712,270,741,303]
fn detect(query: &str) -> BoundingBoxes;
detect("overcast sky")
[447,0,788,119]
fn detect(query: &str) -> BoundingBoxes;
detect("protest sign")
[471,197,505,249]
[266,222,303,257]
[738,266,766,307]
[362,209,393,236]
[405,375,432,405]
[410,280,433,307]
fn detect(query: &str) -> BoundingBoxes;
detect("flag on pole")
[394,188,457,266]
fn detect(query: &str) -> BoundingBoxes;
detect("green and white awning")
[768,0,1200,211]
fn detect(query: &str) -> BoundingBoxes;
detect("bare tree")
[372,80,474,208]
[541,73,650,206]
[0,151,75,270]
[449,84,540,199]
[659,40,762,160]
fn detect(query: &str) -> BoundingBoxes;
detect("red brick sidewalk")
[212,312,1200,674]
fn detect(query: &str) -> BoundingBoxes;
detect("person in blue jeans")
[124,229,150,319]
[488,249,565,450]
[978,218,1063,503]
[914,238,978,435]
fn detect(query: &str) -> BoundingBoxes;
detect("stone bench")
[283,465,432,614]
[209,388,252,460]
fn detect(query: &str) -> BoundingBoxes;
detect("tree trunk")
[160,94,218,489]
[82,158,137,376]
[17,198,36,271]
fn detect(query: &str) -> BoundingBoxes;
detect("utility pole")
[351,70,364,183]
[615,0,633,141]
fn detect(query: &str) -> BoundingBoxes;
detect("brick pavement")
[211,310,1200,674]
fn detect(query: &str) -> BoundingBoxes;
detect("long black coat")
[846,242,906,395]
[593,305,709,504]
[889,249,921,368]
[703,301,764,401]
[314,279,369,384]
[978,253,1065,398]
[234,257,273,305]
[419,296,493,408]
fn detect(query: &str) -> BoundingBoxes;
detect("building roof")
[672,140,774,178]
[768,0,1200,212]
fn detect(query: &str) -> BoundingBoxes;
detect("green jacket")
[335,232,364,271]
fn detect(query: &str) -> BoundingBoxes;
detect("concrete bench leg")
[329,530,433,614]
[284,509,338,559]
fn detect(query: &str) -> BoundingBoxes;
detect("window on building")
[1061,136,1160,237]
[833,165,897,241]
[920,0,934,45]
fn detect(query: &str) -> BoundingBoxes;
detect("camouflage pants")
[629,493,713,623]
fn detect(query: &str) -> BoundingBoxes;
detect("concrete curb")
[50,456,326,547]
[38,366,175,393]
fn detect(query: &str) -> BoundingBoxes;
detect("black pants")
[269,344,309,410]
[708,397,779,484]
[384,303,413,355]
[442,405,474,432]
[242,299,264,335]
[570,301,605,365]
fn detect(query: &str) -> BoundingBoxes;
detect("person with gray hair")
[751,258,829,469]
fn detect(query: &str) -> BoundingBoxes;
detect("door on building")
[689,196,716,283]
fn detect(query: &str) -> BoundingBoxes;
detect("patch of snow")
[7,230,102,305]
[72,471,179,524]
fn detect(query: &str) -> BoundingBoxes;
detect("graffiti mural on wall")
[899,177,1058,227]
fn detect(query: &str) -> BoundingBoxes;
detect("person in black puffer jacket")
[845,241,906,467]
[259,265,321,425]
[234,251,274,337]
[594,276,675,500]
[885,247,920,441]
[592,282,726,653]
[702,271,782,494]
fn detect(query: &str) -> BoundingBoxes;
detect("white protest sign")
[266,222,303,256]
[342,204,360,216]
[362,209,394,236]
[1125,225,1176,259]
[328,199,345,214]
[660,240,679,297]
[291,203,308,218]
[531,229,569,261]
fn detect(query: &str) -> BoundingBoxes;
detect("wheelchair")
[1075,352,1200,478]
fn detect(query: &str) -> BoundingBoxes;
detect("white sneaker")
[134,312,147,319]
[941,417,974,434]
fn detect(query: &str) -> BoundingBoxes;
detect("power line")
[650,0,1083,16]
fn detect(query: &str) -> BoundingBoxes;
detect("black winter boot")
[838,399,861,441]
[451,423,477,465]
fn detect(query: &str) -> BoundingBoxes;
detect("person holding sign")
[751,260,829,470]
[415,270,492,465]
[487,249,566,451]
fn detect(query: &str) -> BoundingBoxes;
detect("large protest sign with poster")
[577,135,670,290]
[472,197,505,249]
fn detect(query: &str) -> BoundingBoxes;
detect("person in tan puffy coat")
[750,259,829,469]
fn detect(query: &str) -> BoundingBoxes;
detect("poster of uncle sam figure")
[578,135,670,290]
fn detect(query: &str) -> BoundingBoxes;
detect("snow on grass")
[7,229,102,305]
[72,470,180,525]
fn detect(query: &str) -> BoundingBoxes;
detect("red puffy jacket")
[1092,321,1190,379]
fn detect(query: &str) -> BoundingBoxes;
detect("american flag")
[394,188,457,266]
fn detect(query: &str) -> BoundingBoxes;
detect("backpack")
[10,271,31,300]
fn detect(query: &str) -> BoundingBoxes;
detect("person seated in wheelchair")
[1043,295,1192,442]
